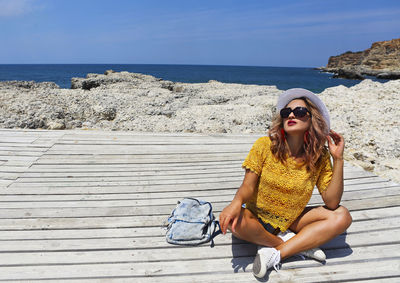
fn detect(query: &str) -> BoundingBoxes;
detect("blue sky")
[0,0,399,67]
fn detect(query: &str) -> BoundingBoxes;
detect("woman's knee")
[331,206,352,231]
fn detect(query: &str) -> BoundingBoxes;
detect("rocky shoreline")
[317,66,400,80]
[1,71,399,183]
[317,38,400,80]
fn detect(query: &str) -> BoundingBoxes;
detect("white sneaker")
[277,229,326,262]
[277,230,296,242]
[252,247,281,278]
[299,247,326,261]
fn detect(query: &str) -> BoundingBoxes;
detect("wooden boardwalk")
[0,128,399,282]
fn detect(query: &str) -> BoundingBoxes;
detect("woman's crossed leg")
[228,206,352,260]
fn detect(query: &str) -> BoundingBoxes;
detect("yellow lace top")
[242,136,332,232]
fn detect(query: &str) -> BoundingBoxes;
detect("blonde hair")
[268,97,328,172]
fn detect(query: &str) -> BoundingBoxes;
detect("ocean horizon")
[0,64,388,93]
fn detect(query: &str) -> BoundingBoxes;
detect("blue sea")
[0,64,388,93]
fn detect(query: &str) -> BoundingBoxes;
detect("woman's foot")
[277,230,326,261]
[299,247,326,261]
[252,246,281,278]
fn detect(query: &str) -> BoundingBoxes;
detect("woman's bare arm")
[321,130,345,209]
[219,169,259,234]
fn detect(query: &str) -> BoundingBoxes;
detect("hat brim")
[276,88,330,131]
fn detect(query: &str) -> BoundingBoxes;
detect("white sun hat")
[276,88,330,131]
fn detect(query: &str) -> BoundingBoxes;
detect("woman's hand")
[326,130,345,161]
[219,200,242,234]
[220,169,259,234]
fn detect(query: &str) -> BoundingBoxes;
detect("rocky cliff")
[319,38,400,80]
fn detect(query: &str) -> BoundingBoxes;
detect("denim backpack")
[165,198,221,246]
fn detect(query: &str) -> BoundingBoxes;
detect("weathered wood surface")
[0,128,399,282]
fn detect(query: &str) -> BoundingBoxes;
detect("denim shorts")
[242,204,281,235]
[259,219,281,235]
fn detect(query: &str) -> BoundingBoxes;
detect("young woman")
[219,88,352,278]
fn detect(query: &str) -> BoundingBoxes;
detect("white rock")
[0,73,399,183]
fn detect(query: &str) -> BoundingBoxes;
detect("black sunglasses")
[280,107,311,118]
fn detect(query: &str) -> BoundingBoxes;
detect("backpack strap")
[210,220,222,248]
[212,220,222,238]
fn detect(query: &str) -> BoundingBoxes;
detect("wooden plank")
[7,174,381,188]
[0,179,13,188]
[0,244,394,279]
[0,160,39,166]
[59,131,260,139]
[0,242,256,266]
[16,165,241,175]
[27,160,243,170]
[0,155,39,161]
[46,142,246,149]
[0,152,45,158]
[119,136,245,144]
[22,270,398,283]
[0,217,400,246]
[340,180,398,192]
[0,188,238,202]
[0,215,167,230]
[11,178,243,189]
[350,205,400,219]
[0,185,398,210]
[10,163,379,176]
[20,165,365,175]
[1,182,398,205]
[340,195,400,211]
[36,151,248,158]
[44,148,250,155]
[131,258,400,283]
[0,215,397,244]
[343,176,392,185]
[0,137,40,143]
[0,166,29,173]
[0,226,167,240]
[0,249,398,281]
[13,176,242,185]
[4,181,242,194]
[54,140,256,145]
[0,206,398,240]
[0,193,398,221]
[0,145,49,151]
[14,168,374,179]
[5,182,394,205]
[0,242,395,272]
[0,197,399,229]
[0,182,393,201]
[33,155,247,163]
[0,172,20,180]
[0,129,64,136]
[1,185,240,196]
[2,178,394,196]
[15,170,241,179]
[32,156,245,164]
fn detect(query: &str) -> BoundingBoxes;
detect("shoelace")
[271,250,281,272]
[272,261,281,272]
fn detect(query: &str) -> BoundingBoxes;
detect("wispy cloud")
[112,5,400,43]
[0,0,39,17]
[265,8,400,28]
[177,7,400,41]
